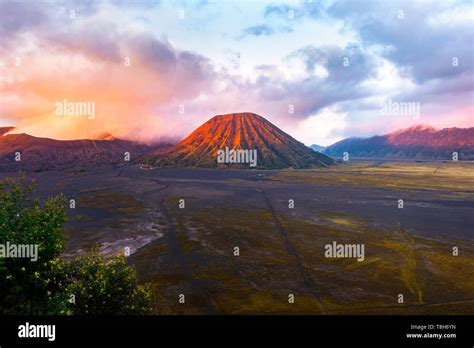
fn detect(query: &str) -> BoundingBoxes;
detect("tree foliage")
[66,249,153,315]
[0,174,152,315]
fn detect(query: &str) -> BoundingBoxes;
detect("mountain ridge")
[147,112,333,169]
[0,127,15,136]
[0,132,171,172]
[324,125,474,160]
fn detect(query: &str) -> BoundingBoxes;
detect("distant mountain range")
[2,121,472,173]
[309,144,326,153]
[0,128,170,172]
[323,125,474,160]
[147,112,333,169]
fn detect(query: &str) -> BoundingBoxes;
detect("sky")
[0,0,473,146]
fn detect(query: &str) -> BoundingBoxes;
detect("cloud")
[0,0,472,148]
[288,44,378,85]
[264,1,322,20]
[291,106,348,146]
[48,23,122,63]
[277,0,474,140]
[109,0,162,9]
[245,43,379,120]
[264,4,294,17]
[0,1,50,49]
[0,2,219,143]
[328,0,474,84]
[239,24,293,39]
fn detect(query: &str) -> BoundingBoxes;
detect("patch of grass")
[273,161,474,194]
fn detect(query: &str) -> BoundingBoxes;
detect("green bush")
[65,249,153,315]
[0,174,152,315]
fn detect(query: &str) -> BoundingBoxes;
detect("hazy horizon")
[2,115,473,148]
